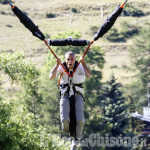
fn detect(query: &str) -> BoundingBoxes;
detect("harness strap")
[60,83,84,139]
[69,95,76,139]
[58,60,79,89]
[62,61,79,76]
[60,83,83,93]
[58,70,66,87]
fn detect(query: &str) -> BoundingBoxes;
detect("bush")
[0,102,70,150]
[71,8,78,13]
[44,12,56,18]
[6,24,12,28]
[110,65,118,69]
[122,4,145,17]
[0,0,7,4]
[0,52,70,150]
[105,28,125,42]
[105,21,140,42]
[0,11,6,15]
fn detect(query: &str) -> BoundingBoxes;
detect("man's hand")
[56,58,61,66]
[79,56,92,79]
[49,58,61,80]
[79,56,84,64]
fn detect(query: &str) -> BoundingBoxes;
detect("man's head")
[65,51,76,69]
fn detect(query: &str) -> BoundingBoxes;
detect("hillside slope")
[0,0,149,83]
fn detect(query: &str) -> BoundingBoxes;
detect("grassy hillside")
[0,0,150,83]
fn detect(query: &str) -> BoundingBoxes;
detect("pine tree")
[100,74,129,137]
[128,24,150,109]
[98,74,131,150]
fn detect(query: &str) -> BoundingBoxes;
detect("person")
[49,51,92,150]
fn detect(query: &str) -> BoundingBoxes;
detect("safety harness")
[59,61,84,139]
[59,61,84,96]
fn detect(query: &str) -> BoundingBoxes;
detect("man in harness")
[49,51,92,150]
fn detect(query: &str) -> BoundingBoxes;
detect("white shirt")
[57,63,85,96]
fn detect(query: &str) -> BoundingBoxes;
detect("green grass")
[0,0,150,84]
[102,50,137,84]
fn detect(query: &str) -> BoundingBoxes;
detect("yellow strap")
[58,70,66,86]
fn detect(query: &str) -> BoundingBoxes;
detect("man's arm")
[49,58,61,80]
[79,56,92,79]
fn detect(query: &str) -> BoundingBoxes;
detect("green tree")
[0,100,70,150]
[0,51,70,150]
[128,24,150,111]
[99,74,130,149]
[83,45,105,138]
[0,51,42,124]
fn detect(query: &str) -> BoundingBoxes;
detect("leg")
[60,94,70,132]
[75,94,85,139]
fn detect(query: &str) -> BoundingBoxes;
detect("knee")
[76,120,85,139]
[62,120,69,133]
[76,120,85,127]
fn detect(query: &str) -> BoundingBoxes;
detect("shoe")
[70,140,78,150]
